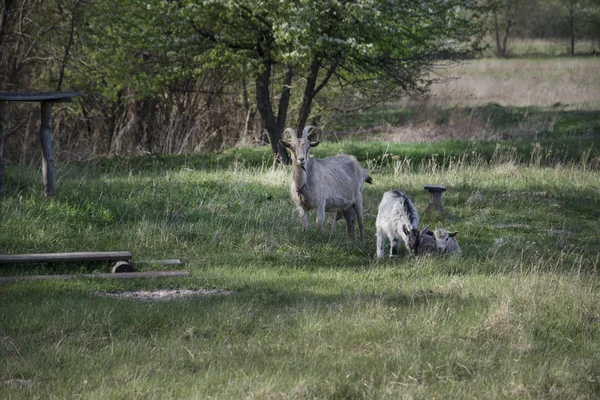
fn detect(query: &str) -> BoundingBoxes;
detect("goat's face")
[279,128,319,169]
[402,226,421,256]
[434,230,459,252]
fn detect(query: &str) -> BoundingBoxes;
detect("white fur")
[280,127,371,247]
[433,229,461,254]
[375,190,421,258]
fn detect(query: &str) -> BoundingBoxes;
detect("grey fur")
[418,227,437,255]
[376,190,421,258]
[280,127,371,247]
[432,229,461,254]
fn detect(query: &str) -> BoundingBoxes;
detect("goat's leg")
[300,210,309,231]
[330,210,344,232]
[390,238,398,258]
[315,205,326,231]
[376,228,386,258]
[353,199,365,248]
[343,207,355,239]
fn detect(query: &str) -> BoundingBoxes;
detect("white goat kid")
[280,127,371,247]
[433,229,461,254]
[376,190,422,258]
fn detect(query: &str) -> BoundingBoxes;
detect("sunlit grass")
[1,137,599,398]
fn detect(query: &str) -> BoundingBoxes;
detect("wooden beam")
[0,91,85,102]
[40,101,54,197]
[0,270,190,283]
[0,251,133,265]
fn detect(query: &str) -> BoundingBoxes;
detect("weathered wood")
[424,184,447,211]
[0,91,84,102]
[0,91,84,195]
[0,251,133,265]
[136,259,182,266]
[423,185,447,192]
[40,101,54,196]
[0,270,190,283]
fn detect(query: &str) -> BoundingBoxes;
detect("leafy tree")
[81,0,488,162]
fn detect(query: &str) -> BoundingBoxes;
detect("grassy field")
[1,57,600,399]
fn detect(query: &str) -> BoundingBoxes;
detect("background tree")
[134,0,488,162]
[552,0,600,55]
[489,0,536,58]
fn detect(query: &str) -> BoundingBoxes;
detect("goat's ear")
[279,139,291,149]
[309,140,320,148]
[421,226,432,235]
[449,231,460,237]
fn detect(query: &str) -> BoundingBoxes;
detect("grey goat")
[432,229,461,254]
[280,127,372,247]
[376,190,424,258]
[418,228,460,255]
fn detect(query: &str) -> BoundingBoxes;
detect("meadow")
[1,57,600,399]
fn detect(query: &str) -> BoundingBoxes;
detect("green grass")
[1,138,600,398]
[1,56,600,398]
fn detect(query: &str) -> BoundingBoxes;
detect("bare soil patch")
[94,289,234,301]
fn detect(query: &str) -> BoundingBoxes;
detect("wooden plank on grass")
[0,251,132,265]
[0,270,190,283]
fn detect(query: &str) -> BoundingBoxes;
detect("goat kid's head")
[279,127,319,170]
[434,229,459,252]
[402,225,421,256]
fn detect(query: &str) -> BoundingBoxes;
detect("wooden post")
[424,184,447,211]
[40,101,54,197]
[0,101,5,195]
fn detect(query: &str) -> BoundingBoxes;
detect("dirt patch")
[93,289,234,301]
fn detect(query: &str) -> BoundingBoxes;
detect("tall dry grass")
[425,58,600,109]
[332,58,600,143]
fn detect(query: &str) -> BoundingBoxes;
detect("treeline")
[491,0,600,57]
[0,0,598,165]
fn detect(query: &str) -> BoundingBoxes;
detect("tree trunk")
[0,101,5,195]
[568,10,575,56]
[297,58,321,134]
[110,92,156,155]
[255,58,290,164]
[493,12,504,58]
[297,56,338,134]
[276,65,293,138]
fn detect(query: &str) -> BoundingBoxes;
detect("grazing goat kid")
[376,190,422,258]
[280,127,371,247]
[433,229,461,254]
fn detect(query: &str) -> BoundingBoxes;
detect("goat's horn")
[302,125,316,139]
[283,128,296,139]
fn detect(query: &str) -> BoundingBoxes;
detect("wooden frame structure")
[0,91,84,196]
